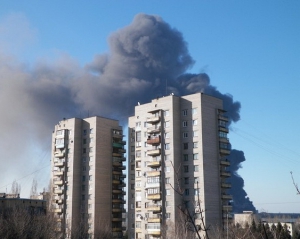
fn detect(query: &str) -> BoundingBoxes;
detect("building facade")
[51,116,126,238]
[127,93,232,239]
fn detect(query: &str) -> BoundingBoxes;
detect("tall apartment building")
[127,93,231,239]
[51,116,126,238]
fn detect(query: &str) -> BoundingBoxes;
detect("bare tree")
[168,161,209,239]
[30,179,38,199]
[10,180,21,195]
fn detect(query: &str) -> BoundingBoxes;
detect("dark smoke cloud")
[0,13,255,212]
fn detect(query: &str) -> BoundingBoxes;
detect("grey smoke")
[0,13,255,212]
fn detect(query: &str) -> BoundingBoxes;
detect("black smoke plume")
[0,13,256,211]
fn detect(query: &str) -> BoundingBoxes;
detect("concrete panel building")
[51,116,126,238]
[127,93,231,239]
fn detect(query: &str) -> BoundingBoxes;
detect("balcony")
[147,205,162,213]
[147,137,161,145]
[147,229,161,236]
[112,131,123,138]
[112,217,122,222]
[147,116,160,124]
[146,183,160,189]
[113,180,121,184]
[147,149,161,156]
[148,160,161,168]
[113,153,122,157]
[112,189,122,194]
[54,152,65,158]
[220,171,231,177]
[220,148,230,155]
[219,137,229,143]
[113,170,122,175]
[148,217,161,223]
[54,161,64,167]
[147,126,161,134]
[53,208,62,213]
[112,227,122,232]
[112,208,123,213]
[222,194,233,200]
[219,126,229,133]
[222,205,233,211]
[218,115,229,122]
[113,142,125,148]
[53,171,63,176]
[53,180,63,186]
[118,148,126,153]
[54,189,63,195]
[147,171,161,177]
[147,193,161,200]
[220,160,230,166]
[221,183,231,188]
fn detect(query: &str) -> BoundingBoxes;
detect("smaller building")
[0,192,47,215]
[234,211,260,227]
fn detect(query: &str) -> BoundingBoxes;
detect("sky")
[0,1,299,213]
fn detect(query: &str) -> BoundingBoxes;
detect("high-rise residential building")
[127,93,231,239]
[51,116,126,238]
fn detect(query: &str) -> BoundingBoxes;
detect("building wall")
[128,93,230,239]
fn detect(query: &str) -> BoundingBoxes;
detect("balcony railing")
[222,205,233,211]
[147,116,160,124]
[221,183,231,188]
[147,149,161,156]
[222,194,233,200]
[218,115,229,122]
[220,148,230,155]
[219,126,229,133]
[148,217,161,223]
[148,160,161,167]
[147,171,161,177]
[147,137,161,145]
[220,171,231,177]
[147,229,161,236]
[220,160,230,166]
[53,171,64,176]
[54,151,65,158]
[147,126,161,134]
[147,205,162,213]
[147,193,161,200]
[53,180,63,186]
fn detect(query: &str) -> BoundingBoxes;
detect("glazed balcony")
[220,148,230,155]
[147,193,161,200]
[147,126,161,134]
[218,115,229,122]
[53,180,64,186]
[54,161,64,167]
[147,205,162,213]
[219,126,229,133]
[148,217,161,223]
[219,137,229,143]
[54,151,65,158]
[147,171,161,177]
[53,208,62,213]
[147,149,161,156]
[147,229,161,236]
[147,137,161,145]
[54,189,63,195]
[220,160,230,166]
[222,205,233,211]
[220,171,231,177]
[222,194,233,200]
[147,116,161,124]
[53,171,64,176]
[221,183,231,189]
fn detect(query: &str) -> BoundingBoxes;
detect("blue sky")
[0,1,299,213]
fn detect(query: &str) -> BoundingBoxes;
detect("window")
[193,131,198,137]
[192,108,197,115]
[219,131,227,138]
[183,154,188,161]
[165,121,170,128]
[136,131,141,142]
[144,122,148,127]
[182,109,187,116]
[183,121,188,127]
[193,119,198,126]
[83,148,86,154]
[147,188,160,195]
[165,178,170,184]
[83,139,87,144]
[88,194,92,199]
[165,155,170,161]
[83,129,87,135]
[194,165,199,172]
[194,177,199,183]
[184,177,189,184]
[82,176,86,182]
[166,189,171,195]
[184,189,189,196]
[164,110,169,116]
[219,120,227,127]
[165,143,170,150]
[193,142,198,148]
[82,166,86,171]
[184,165,189,173]
[89,175,92,181]
[193,153,199,160]
[136,221,141,228]
[165,166,170,172]
[165,132,170,138]
[136,150,141,158]
[183,143,188,150]
[82,185,85,191]
[89,147,93,152]
[136,122,141,127]
[183,132,188,138]
[88,204,91,209]
[147,177,160,184]
[136,181,142,187]
[166,213,171,219]
[195,189,199,195]
[131,184,135,190]
[131,146,135,152]
[82,195,85,200]
[131,174,135,180]
[90,128,94,134]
